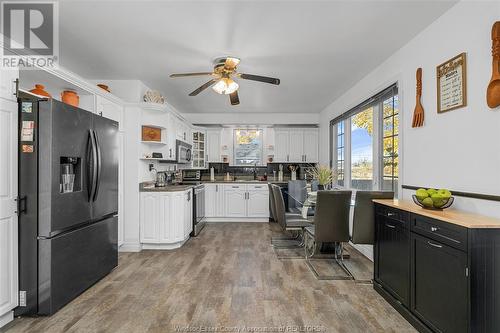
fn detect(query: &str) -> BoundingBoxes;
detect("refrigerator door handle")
[87,130,98,201]
[92,130,102,202]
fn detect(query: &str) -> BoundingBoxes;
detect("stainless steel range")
[182,170,205,236]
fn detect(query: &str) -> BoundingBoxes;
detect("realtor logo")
[1,1,58,68]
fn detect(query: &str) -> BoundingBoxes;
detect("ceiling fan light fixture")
[212,78,239,95]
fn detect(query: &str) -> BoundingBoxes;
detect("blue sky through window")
[351,127,372,164]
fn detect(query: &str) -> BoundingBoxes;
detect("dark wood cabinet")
[411,233,468,333]
[375,208,410,306]
[374,201,500,333]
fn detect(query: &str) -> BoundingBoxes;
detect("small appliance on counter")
[182,169,201,183]
[155,171,167,187]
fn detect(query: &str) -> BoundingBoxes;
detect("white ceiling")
[58,1,456,113]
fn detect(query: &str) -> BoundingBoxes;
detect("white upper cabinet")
[207,130,222,163]
[0,69,18,102]
[192,130,207,169]
[273,128,319,163]
[175,117,191,143]
[288,130,304,162]
[303,129,319,163]
[274,130,290,162]
[166,113,177,160]
[96,95,123,129]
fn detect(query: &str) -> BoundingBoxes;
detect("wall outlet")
[19,291,26,306]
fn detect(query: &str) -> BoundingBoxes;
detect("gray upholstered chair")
[271,185,312,250]
[304,190,353,280]
[268,183,277,222]
[351,191,394,245]
[287,180,307,214]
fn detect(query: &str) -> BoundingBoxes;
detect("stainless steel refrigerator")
[16,92,118,316]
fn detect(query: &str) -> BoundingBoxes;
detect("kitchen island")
[139,183,194,249]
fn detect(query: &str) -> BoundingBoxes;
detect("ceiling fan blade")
[238,73,280,85]
[189,79,218,96]
[170,72,214,78]
[224,57,240,70]
[229,90,240,105]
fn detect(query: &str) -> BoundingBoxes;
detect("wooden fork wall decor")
[412,68,424,127]
[487,21,500,108]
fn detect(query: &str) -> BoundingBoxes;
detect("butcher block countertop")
[373,199,500,229]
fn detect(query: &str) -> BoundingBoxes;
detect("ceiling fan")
[169,57,280,106]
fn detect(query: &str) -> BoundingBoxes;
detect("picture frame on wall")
[436,52,467,113]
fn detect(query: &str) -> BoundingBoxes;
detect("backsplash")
[201,163,316,179]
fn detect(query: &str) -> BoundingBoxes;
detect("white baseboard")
[0,311,13,329]
[141,238,189,250]
[118,242,142,252]
[205,218,269,223]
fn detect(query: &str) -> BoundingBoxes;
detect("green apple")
[437,189,452,199]
[426,188,437,196]
[416,188,429,201]
[422,197,434,208]
[431,193,446,208]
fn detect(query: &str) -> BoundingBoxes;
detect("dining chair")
[304,190,353,280]
[268,183,277,222]
[271,185,312,253]
[350,190,394,282]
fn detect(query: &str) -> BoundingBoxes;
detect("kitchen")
[1,1,500,332]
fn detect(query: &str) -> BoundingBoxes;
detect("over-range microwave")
[176,140,192,164]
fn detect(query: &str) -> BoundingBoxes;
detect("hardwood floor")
[3,223,416,333]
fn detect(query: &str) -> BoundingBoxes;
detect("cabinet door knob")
[387,212,396,217]
[430,226,439,232]
[385,223,396,229]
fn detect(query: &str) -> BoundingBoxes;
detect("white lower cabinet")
[224,185,247,217]
[223,184,269,219]
[247,185,270,218]
[205,184,224,217]
[140,189,192,248]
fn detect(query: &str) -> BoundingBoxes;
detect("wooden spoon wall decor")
[487,21,500,108]
[412,68,424,127]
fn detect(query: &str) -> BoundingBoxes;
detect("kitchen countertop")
[139,183,194,192]
[373,199,500,229]
[200,180,288,184]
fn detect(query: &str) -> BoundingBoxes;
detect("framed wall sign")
[436,52,467,113]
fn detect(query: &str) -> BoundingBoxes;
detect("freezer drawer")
[38,216,117,315]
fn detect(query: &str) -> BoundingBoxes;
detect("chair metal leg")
[306,240,354,280]
[271,229,300,245]
[274,229,307,259]
[272,229,303,249]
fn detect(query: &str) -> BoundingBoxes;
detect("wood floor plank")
[2,223,416,333]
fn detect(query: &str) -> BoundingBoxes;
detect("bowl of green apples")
[412,188,454,210]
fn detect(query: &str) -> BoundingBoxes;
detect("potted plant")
[306,165,336,190]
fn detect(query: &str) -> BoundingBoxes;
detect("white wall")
[90,79,150,103]
[319,1,500,221]
[184,112,319,125]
